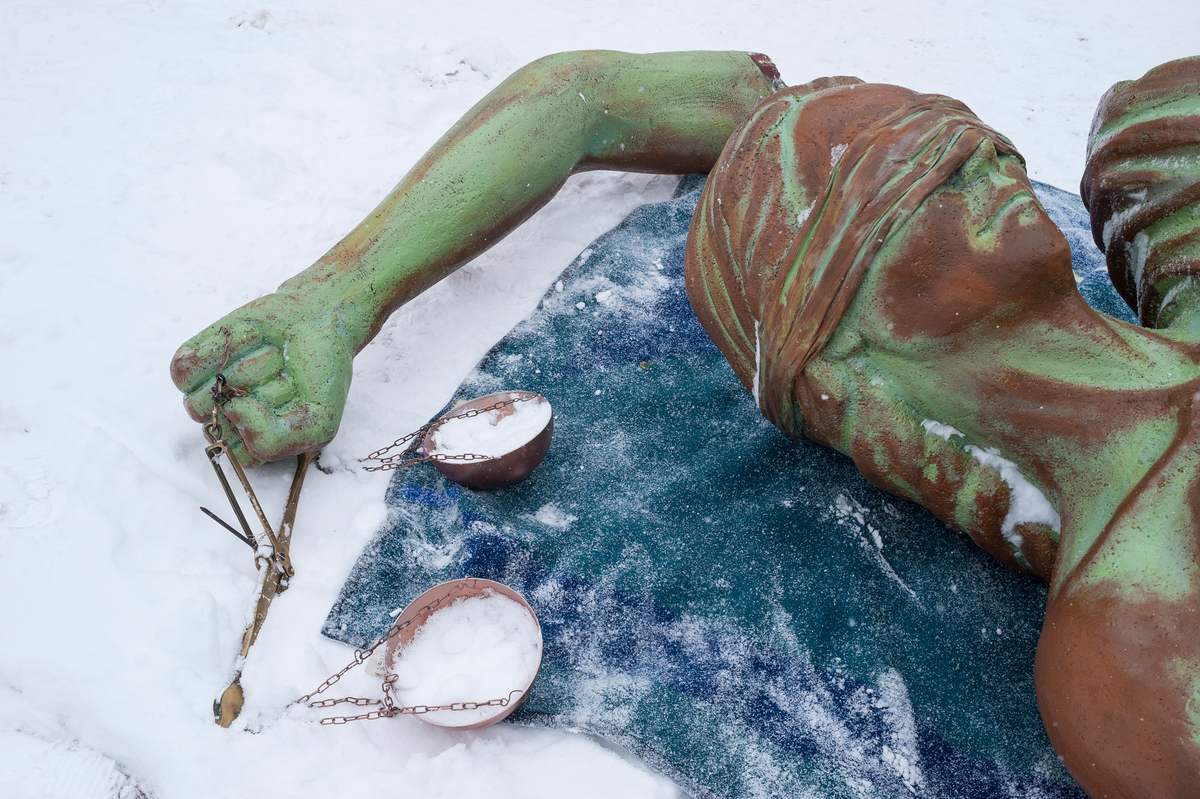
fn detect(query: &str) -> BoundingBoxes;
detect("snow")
[532,503,579,530]
[752,320,762,407]
[921,420,1063,541]
[920,419,965,442]
[391,592,542,728]
[876,670,924,795]
[830,143,848,169]
[833,493,918,600]
[964,445,1063,539]
[1,1,1196,797]
[428,396,551,458]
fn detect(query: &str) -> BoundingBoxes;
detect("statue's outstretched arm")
[170,50,781,465]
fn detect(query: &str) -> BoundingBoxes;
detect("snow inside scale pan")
[381,579,544,730]
[173,48,1200,799]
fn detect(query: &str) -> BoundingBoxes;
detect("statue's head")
[693,80,1074,440]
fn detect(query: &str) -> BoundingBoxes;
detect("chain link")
[359,396,535,472]
[307,684,520,725]
[200,329,530,725]
[201,329,533,724]
[313,695,519,725]
[203,327,250,443]
[211,327,249,406]
[293,593,524,725]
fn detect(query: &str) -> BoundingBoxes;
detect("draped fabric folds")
[1080,56,1200,327]
[684,80,1023,440]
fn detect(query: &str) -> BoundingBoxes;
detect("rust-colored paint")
[875,168,1075,344]
[686,82,1024,440]
[1081,56,1200,329]
[1038,590,1200,799]
[684,80,1058,581]
[748,52,784,89]
[173,50,780,466]
[686,68,1200,796]
[172,50,1200,795]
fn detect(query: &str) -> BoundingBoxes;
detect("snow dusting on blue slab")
[324,175,1110,798]
[1033,180,1135,325]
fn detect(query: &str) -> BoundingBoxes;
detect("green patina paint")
[172,50,777,466]
[173,52,1200,793]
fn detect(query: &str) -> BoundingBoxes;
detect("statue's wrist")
[271,277,374,356]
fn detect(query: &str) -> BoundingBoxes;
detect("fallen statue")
[170,50,1200,798]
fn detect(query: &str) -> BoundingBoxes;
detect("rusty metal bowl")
[382,577,542,730]
[424,391,553,490]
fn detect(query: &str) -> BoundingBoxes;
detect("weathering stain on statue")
[678,57,1200,796]
[1083,56,1200,331]
[172,50,1200,798]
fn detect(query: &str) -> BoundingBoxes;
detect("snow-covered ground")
[1,2,1197,796]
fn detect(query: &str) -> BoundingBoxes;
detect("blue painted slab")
[323,175,1117,798]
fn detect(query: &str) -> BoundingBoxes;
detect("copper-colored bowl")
[424,391,553,490]
[382,577,543,730]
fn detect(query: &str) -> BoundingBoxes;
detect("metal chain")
[309,692,520,725]
[359,396,535,472]
[201,330,530,723]
[204,327,249,443]
[199,330,526,724]
[293,593,524,725]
